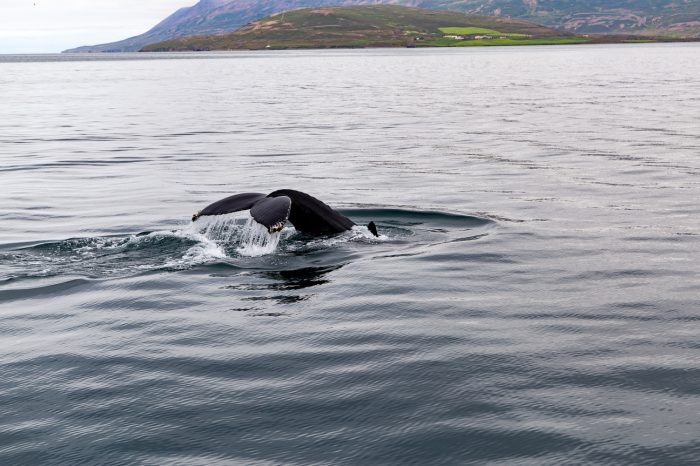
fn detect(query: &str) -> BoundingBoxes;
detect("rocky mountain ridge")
[63,0,700,52]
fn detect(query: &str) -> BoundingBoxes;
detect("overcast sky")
[0,0,196,53]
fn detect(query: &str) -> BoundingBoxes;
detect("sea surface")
[1,44,699,465]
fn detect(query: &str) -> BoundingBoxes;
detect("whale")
[192,189,378,237]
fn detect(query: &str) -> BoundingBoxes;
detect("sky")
[0,0,197,53]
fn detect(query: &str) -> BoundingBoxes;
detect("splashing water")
[189,212,282,257]
[237,217,282,257]
[195,212,250,245]
[182,212,390,261]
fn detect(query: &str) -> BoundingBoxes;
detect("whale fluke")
[192,189,379,237]
[192,192,265,222]
[267,189,356,235]
[250,196,291,233]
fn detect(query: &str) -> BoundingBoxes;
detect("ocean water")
[1,45,699,465]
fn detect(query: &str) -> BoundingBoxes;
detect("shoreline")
[140,36,700,52]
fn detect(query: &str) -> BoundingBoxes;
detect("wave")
[340,208,492,228]
[0,277,91,303]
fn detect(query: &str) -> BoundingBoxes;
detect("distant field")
[438,27,529,38]
[425,37,591,47]
[142,5,586,52]
[439,27,502,35]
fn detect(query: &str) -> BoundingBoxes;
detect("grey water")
[1,44,699,465]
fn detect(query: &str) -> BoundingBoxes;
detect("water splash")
[190,213,282,257]
[193,211,250,245]
[174,232,227,264]
[237,218,282,257]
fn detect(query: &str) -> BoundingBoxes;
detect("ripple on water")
[0,208,492,282]
[2,47,700,465]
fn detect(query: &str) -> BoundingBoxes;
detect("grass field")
[425,37,591,47]
[439,27,502,35]
[438,27,529,38]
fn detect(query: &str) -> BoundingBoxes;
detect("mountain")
[65,0,246,52]
[460,0,700,35]
[141,5,578,51]
[63,0,700,53]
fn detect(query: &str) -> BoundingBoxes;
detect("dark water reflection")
[1,45,699,465]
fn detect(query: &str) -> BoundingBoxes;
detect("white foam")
[191,211,250,245]
[182,237,228,261]
[160,214,383,264]
[310,225,386,247]
[236,217,282,257]
[353,225,389,241]
[186,212,284,258]
[152,227,228,268]
[282,225,386,253]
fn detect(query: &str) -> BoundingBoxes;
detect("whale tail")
[367,221,379,237]
[192,192,266,222]
[192,189,359,236]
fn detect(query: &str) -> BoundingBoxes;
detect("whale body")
[192,189,378,237]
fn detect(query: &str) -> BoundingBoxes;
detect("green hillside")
[142,5,583,51]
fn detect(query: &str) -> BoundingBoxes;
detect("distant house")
[444,35,465,40]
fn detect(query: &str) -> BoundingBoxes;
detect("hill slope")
[141,5,574,51]
[64,0,700,53]
[458,0,700,35]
